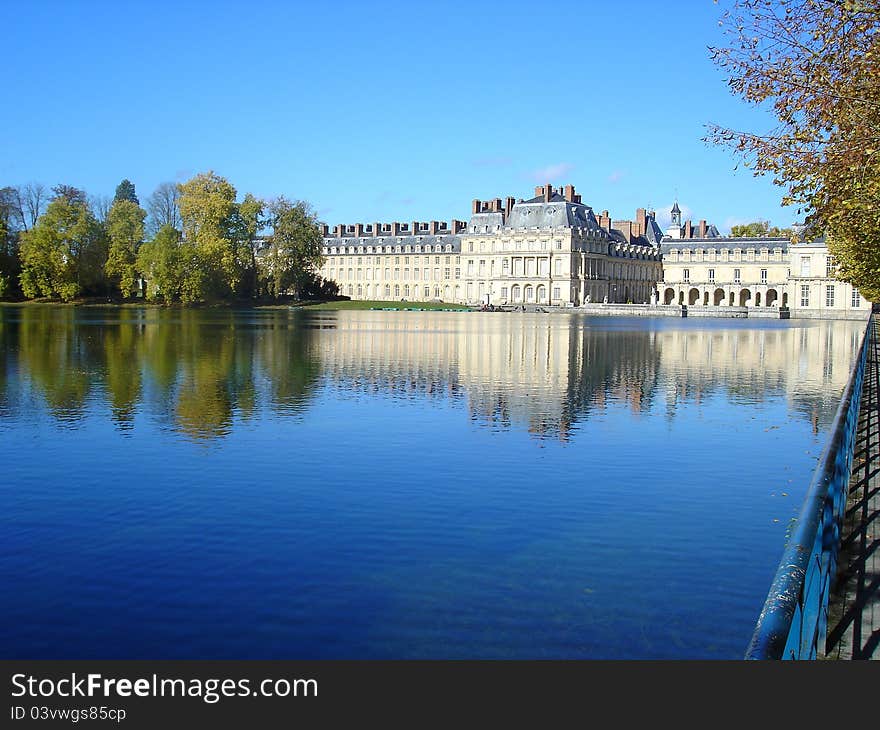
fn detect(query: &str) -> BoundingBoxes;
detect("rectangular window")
[454,267,461,279]
[708,268,715,283]
[734,268,741,283]
[500,287,508,299]
[554,259,562,275]
[800,256,810,276]
[444,267,450,279]
[683,268,690,283]
[826,256,834,276]
[761,268,768,283]
[553,286,561,300]
[467,261,474,276]
[801,284,810,307]
[852,288,861,307]
[826,284,835,307]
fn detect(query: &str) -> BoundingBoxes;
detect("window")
[734,268,741,283]
[683,268,690,283]
[554,259,562,275]
[444,267,450,279]
[826,256,834,276]
[555,241,562,249]
[801,284,810,307]
[800,256,810,276]
[852,288,861,307]
[454,268,460,279]
[708,268,715,283]
[500,287,508,299]
[826,285,835,307]
[553,286,561,300]
[467,261,474,276]
[761,268,768,283]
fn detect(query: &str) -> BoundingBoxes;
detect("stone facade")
[319,185,662,307]
[318,189,870,316]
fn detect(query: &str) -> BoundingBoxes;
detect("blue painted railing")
[745,314,873,659]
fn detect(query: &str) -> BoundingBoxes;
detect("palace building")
[319,184,662,307]
[318,185,870,316]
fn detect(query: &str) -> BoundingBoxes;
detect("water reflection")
[0,306,866,442]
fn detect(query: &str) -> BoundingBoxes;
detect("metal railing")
[745,314,873,659]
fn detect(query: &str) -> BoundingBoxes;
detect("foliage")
[114,179,139,205]
[51,184,88,206]
[136,224,182,302]
[229,192,266,298]
[729,220,793,238]
[105,199,147,297]
[260,197,324,299]
[19,197,107,301]
[708,0,880,299]
[177,172,238,302]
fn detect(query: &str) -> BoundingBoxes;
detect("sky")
[3,0,796,233]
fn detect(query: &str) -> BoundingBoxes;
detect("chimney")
[612,220,633,243]
[354,223,364,237]
[505,196,516,220]
[635,208,647,236]
[472,199,481,214]
[573,194,582,204]
[534,185,544,199]
[429,220,439,235]
[684,220,693,238]
[372,222,380,237]
[412,221,420,235]
[544,184,553,202]
[451,219,465,234]
[699,219,707,237]
[564,184,575,202]
[391,221,401,235]
[336,224,345,237]
[321,224,329,236]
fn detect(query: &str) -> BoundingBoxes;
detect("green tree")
[19,196,107,301]
[177,171,238,302]
[229,193,265,298]
[137,224,183,302]
[729,221,793,238]
[0,187,21,297]
[708,1,880,299]
[114,179,139,205]
[260,197,324,299]
[105,199,147,297]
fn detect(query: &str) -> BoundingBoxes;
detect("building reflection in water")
[0,307,866,442]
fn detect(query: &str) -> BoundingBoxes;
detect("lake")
[0,305,867,658]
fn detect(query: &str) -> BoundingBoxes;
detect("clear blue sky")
[3,0,793,233]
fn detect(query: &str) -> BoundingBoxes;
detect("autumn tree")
[19,195,107,301]
[730,220,793,238]
[260,197,324,299]
[177,171,238,302]
[136,224,183,302]
[708,0,880,299]
[105,199,147,297]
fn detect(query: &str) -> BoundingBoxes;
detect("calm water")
[0,305,867,658]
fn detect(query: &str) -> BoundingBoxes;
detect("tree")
[0,187,22,296]
[19,196,107,301]
[114,179,139,205]
[177,171,238,302]
[136,224,183,302]
[228,192,265,298]
[260,197,324,299]
[105,199,147,297]
[708,1,880,299]
[146,182,181,234]
[729,220,793,238]
[51,184,88,206]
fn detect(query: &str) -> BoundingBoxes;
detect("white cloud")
[527,162,575,182]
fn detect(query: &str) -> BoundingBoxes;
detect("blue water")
[0,306,866,658]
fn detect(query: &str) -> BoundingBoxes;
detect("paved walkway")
[826,317,880,660]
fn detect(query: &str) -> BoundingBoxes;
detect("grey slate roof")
[659,236,790,252]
